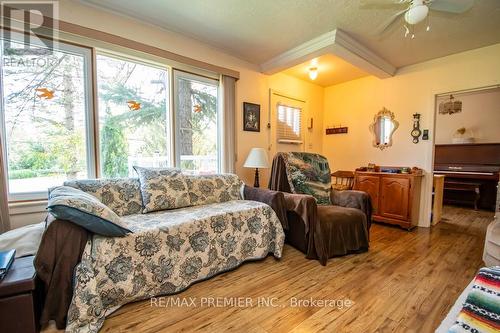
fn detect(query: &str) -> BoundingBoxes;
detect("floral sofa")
[35,171,285,333]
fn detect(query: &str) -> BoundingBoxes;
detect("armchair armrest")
[243,186,288,230]
[281,193,327,265]
[281,193,317,235]
[330,190,372,227]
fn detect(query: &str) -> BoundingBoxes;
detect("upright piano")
[434,143,500,211]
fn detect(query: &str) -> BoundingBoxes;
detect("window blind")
[277,104,302,144]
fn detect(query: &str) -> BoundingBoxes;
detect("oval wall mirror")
[369,108,399,150]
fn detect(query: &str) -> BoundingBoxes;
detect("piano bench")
[444,181,481,210]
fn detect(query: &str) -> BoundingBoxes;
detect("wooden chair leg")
[474,187,480,210]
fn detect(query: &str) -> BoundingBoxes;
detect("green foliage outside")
[3,46,218,181]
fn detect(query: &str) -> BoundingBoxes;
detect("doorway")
[431,86,500,226]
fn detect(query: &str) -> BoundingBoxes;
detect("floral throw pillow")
[184,174,243,207]
[47,186,131,237]
[64,178,143,216]
[134,166,190,213]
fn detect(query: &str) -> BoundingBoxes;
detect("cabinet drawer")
[0,292,39,333]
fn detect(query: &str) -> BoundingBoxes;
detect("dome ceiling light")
[308,67,318,80]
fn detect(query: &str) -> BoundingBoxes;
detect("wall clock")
[411,113,422,144]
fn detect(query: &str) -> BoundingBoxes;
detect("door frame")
[428,84,500,226]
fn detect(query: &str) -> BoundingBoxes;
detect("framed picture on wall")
[243,102,260,132]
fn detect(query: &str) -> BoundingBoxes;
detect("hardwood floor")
[45,206,494,333]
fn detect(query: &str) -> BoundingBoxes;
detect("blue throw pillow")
[47,186,132,237]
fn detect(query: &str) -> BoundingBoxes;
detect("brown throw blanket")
[330,189,372,231]
[34,217,89,329]
[282,192,328,265]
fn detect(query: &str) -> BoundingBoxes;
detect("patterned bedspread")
[66,200,285,332]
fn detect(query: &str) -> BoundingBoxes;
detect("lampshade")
[244,148,269,169]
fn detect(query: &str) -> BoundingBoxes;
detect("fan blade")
[428,0,474,14]
[361,0,409,9]
[376,9,407,35]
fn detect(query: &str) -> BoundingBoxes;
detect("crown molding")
[260,30,336,74]
[333,29,396,78]
[260,29,396,79]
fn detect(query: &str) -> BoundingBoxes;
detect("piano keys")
[434,143,500,211]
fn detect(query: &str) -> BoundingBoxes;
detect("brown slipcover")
[269,153,371,265]
[243,186,288,230]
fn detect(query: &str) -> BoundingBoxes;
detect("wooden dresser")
[353,171,423,230]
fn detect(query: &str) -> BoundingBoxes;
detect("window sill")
[8,200,47,216]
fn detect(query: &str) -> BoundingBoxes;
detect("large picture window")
[0,33,222,201]
[0,34,94,200]
[96,54,170,178]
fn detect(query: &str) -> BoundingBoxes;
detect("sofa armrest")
[330,190,372,227]
[243,186,288,230]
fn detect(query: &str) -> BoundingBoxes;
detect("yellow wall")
[322,43,500,226]
[237,73,324,186]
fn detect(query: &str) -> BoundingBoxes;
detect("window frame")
[94,51,172,177]
[0,31,96,201]
[0,29,224,202]
[172,69,221,174]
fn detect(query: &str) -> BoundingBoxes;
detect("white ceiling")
[80,0,500,69]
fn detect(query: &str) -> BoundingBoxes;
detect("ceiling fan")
[362,0,474,37]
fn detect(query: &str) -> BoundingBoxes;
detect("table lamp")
[243,148,269,188]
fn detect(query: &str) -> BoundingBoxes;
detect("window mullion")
[0,40,9,199]
[90,48,100,178]
[169,67,176,168]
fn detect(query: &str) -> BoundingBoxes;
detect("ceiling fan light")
[404,5,429,25]
[308,67,318,80]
